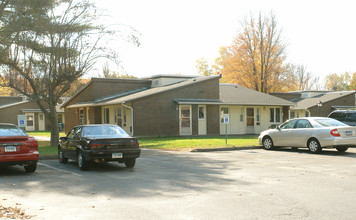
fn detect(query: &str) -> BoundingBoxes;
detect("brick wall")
[309,93,356,117]
[132,78,220,136]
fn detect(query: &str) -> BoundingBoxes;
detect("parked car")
[0,123,39,172]
[328,110,356,126]
[58,124,141,170]
[258,117,356,153]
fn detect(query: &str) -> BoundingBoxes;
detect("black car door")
[61,128,76,158]
[67,127,82,160]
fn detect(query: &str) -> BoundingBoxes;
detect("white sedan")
[258,117,356,153]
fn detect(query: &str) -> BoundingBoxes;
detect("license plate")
[5,146,17,152]
[112,153,123,158]
[345,131,353,136]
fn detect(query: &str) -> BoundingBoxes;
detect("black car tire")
[58,146,68,164]
[336,146,349,153]
[78,150,89,171]
[262,136,274,150]
[308,138,322,154]
[124,158,136,168]
[24,161,37,173]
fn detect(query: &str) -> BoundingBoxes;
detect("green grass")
[35,135,260,157]
[27,131,66,137]
[138,135,259,151]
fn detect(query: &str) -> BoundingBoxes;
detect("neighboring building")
[0,96,67,131]
[270,91,356,118]
[62,75,293,136]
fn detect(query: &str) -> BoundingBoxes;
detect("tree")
[101,62,137,79]
[195,57,218,76]
[0,0,138,146]
[218,12,287,93]
[325,72,351,91]
[287,64,320,91]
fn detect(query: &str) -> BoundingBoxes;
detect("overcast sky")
[93,0,356,82]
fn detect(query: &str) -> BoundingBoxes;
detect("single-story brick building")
[270,91,356,118]
[0,96,66,131]
[62,75,293,136]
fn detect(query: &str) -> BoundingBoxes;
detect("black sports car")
[58,124,140,170]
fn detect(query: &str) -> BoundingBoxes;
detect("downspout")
[122,102,134,136]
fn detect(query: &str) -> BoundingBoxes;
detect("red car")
[0,123,39,172]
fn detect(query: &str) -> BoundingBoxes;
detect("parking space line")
[38,163,82,177]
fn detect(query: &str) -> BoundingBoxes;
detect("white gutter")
[122,102,134,136]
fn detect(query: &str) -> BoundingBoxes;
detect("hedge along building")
[62,75,293,136]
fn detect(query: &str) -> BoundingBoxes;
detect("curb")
[191,146,261,152]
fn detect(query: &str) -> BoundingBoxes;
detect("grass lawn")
[35,134,260,156]
[138,135,259,151]
[27,131,66,137]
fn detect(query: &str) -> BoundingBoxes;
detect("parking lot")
[1,147,356,219]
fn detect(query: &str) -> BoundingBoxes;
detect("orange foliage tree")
[218,12,292,93]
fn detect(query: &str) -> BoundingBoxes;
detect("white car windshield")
[315,118,347,127]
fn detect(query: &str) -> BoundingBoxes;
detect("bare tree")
[0,0,139,146]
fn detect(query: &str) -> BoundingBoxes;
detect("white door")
[179,105,192,135]
[25,113,35,131]
[198,105,207,135]
[38,113,45,131]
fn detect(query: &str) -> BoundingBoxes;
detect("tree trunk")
[49,105,59,147]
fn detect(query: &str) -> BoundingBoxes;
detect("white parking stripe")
[38,162,82,177]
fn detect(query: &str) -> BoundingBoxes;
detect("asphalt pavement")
[2,147,356,219]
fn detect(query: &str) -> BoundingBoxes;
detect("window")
[305,111,310,117]
[104,108,110,124]
[27,114,34,126]
[256,108,260,125]
[290,111,295,119]
[79,109,84,125]
[220,107,229,124]
[115,108,122,126]
[295,119,313,128]
[198,106,205,120]
[240,107,244,122]
[270,108,281,123]
[280,120,297,129]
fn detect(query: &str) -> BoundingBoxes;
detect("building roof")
[292,91,356,110]
[219,84,294,106]
[67,75,221,108]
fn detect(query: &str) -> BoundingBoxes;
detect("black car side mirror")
[276,126,281,131]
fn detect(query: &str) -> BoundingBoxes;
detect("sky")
[93,0,356,82]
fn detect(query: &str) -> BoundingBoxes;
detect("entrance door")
[179,105,192,135]
[25,113,35,131]
[246,108,255,134]
[198,105,207,135]
[38,113,45,131]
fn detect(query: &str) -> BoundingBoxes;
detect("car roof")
[74,124,120,128]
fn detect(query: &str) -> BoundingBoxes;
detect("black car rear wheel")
[24,161,37,173]
[124,158,136,168]
[78,150,89,171]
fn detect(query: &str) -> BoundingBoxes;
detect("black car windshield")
[0,125,27,136]
[314,118,347,127]
[82,126,130,138]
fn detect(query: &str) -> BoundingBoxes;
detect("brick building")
[62,75,293,136]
